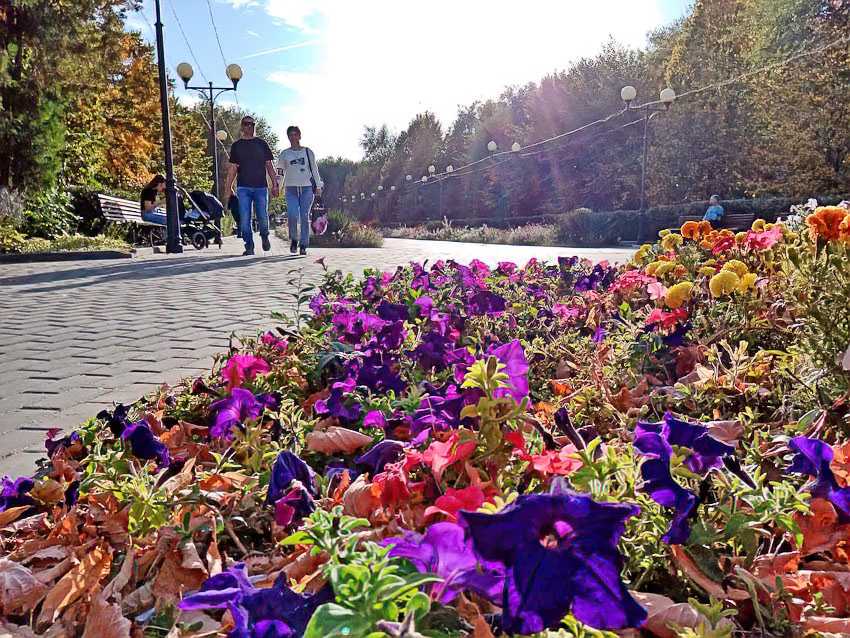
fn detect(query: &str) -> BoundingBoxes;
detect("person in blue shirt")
[702,194,724,228]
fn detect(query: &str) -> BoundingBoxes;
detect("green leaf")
[279,530,313,546]
[303,603,371,638]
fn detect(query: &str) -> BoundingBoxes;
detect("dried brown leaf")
[103,548,136,601]
[0,558,48,615]
[306,427,373,455]
[82,590,131,638]
[0,505,30,527]
[342,474,382,519]
[0,620,40,638]
[37,545,111,627]
[454,593,494,638]
[632,591,733,638]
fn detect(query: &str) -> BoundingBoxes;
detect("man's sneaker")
[243,249,254,256]
[299,246,307,256]
[290,240,298,254]
[261,236,271,251]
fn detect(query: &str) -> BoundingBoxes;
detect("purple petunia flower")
[356,440,406,474]
[633,431,696,544]
[633,413,735,543]
[314,377,361,423]
[375,301,409,323]
[485,340,530,404]
[273,482,315,527]
[384,521,506,604]
[467,290,507,316]
[459,479,646,634]
[0,476,35,513]
[121,421,171,468]
[590,327,608,343]
[209,388,278,439]
[266,451,316,506]
[97,404,131,437]
[178,563,333,638]
[411,332,454,371]
[787,437,850,523]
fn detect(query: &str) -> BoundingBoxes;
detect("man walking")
[224,116,279,255]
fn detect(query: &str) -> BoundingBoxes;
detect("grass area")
[383,221,560,245]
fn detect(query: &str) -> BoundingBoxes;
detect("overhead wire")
[167,0,208,83]
[204,0,242,109]
[394,31,850,187]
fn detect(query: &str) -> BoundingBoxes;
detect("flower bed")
[2,202,850,637]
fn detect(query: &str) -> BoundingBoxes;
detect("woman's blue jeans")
[285,186,314,248]
[237,186,269,251]
[141,207,167,226]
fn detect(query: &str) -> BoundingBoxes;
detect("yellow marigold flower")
[699,266,717,277]
[722,259,748,277]
[709,270,740,297]
[751,218,766,232]
[737,272,757,291]
[735,232,748,243]
[645,261,661,276]
[765,223,775,231]
[659,228,672,238]
[674,265,687,278]
[654,262,676,277]
[666,282,693,308]
[704,259,717,266]
[662,233,683,251]
[807,206,849,241]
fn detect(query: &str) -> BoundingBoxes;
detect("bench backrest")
[97,194,145,224]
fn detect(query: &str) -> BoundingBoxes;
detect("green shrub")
[18,234,131,254]
[22,187,79,239]
[276,209,383,248]
[557,208,622,246]
[0,225,26,253]
[504,223,558,245]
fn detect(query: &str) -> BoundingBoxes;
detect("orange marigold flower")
[712,230,736,254]
[681,221,700,239]
[807,206,849,242]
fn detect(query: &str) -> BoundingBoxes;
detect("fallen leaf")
[803,616,850,633]
[0,505,30,527]
[795,497,850,554]
[704,419,742,446]
[842,342,850,371]
[38,545,111,627]
[82,590,131,638]
[30,479,65,505]
[0,620,39,638]
[103,547,136,601]
[342,474,382,519]
[205,531,223,577]
[306,427,373,454]
[454,593,495,638]
[669,546,727,598]
[0,558,48,615]
[151,546,208,605]
[120,582,154,617]
[631,591,733,638]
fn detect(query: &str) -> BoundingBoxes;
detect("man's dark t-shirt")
[229,138,274,188]
[140,186,157,212]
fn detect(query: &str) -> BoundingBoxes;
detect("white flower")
[806,198,818,210]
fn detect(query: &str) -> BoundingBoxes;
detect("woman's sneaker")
[290,240,298,254]
[299,246,307,255]
[262,236,271,251]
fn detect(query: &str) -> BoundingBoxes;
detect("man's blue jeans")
[237,186,269,251]
[285,186,314,248]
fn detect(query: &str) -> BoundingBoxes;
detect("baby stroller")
[177,187,223,250]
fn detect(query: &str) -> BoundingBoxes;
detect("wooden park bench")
[677,211,756,232]
[97,194,164,245]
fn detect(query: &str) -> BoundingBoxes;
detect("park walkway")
[0,236,634,477]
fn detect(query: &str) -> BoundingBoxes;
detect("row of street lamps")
[342,85,675,238]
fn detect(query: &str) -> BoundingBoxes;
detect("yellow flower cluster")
[661,233,684,252]
[665,282,693,308]
[633,244,654,265]
[709,264,758,297]
[645,261,676,277]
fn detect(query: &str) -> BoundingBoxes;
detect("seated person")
[140,175,167,226]
[702,194,724,228]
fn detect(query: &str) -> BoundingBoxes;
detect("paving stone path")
[0,235,634,477]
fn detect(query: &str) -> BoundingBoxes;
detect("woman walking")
[276,125,323,255]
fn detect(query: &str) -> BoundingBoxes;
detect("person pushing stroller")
[276,125,323,256]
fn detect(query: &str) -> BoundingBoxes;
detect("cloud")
[246,30,260,38]
[260,0,672,160]
[216,0,262,9]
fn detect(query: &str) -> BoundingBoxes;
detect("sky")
[127,0,692,161]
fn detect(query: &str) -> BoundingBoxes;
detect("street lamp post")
[152,0,181,253]
[621,85,676,243]
[176,62,243,201]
